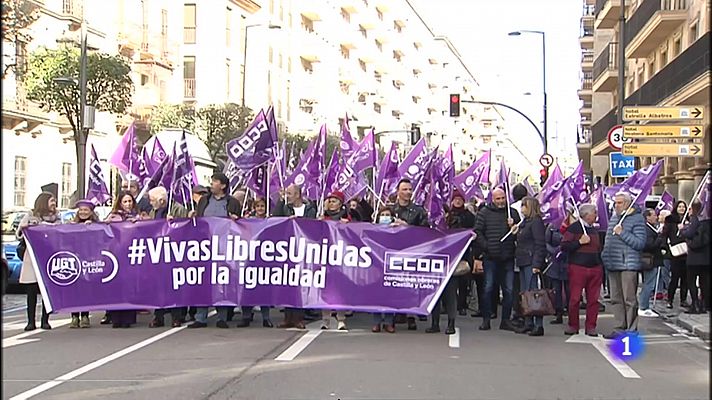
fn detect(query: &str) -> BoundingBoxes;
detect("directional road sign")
[622,143,705,157]
[539,153,554,168]
[623,106,704,121]
[623,125,704,138]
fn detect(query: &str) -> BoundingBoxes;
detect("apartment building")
[582,0,710,201]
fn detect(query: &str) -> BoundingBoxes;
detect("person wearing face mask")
[67,200,99,328]
[17,192,62,331]
[371,206,397,333]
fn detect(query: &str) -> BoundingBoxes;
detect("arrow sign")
[623,106,705,121]
[623,143,706,157]
[623,125,705,138]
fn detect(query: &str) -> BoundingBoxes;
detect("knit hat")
[74,199,96,209]
[326,191,346,204]
[452,189,465,202]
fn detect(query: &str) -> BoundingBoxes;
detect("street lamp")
[508,30,547,156]
[241,23,281,107]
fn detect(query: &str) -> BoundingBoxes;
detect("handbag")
[520,274,556,316]
[453,260,471,276]
[668,239,688,257]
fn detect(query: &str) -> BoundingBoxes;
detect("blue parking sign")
[609,152,635,178]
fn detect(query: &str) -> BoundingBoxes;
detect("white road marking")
[591,341,641,379]
[566,333,641,379]
[448,328,460,348]
[275,321,325,361]
[2,305,27,313]
[9,326,187,400]
[3,318,73,348]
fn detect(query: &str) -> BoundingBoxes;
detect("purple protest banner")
[696,170,711,220]
[453,150,490,201]
[340,113,358,161]
[604,160,663,205]
[589,185,609,232]
[375,142,400,200]
[25,218,473,315]
[225,110,275,172]
[86,144,112,206]
[655,190,675,215]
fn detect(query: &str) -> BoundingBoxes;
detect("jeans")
[482,259,514,321]
[519,265,543,329]
[660,259,671,292]
[372,313,396,325]
[195,306,232,323]
[639,267,660,310]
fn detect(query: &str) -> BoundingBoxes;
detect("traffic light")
[410,123,421,145]
[449,94,460,117]
[540,167,549,187]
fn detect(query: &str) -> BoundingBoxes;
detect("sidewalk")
[652,301,710,341]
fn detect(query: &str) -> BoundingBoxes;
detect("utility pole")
[77,20,88,200]
[617,0,626,125]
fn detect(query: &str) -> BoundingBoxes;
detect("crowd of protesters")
[15,173,711,340]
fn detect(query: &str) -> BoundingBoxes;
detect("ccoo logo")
[46,251,82,286]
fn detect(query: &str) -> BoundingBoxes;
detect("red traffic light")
[540,168,548,177]
[451,95,460,103]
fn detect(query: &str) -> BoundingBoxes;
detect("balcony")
[595,0,622,29]
[582,50,594,70]
[579,24,594,49]
[578,74,593,100]
[577,126,592,148]
[625,0,688,58]
[582,3,596,21]
[580,101,592,117]
[138,34,178,69]
[592,42,618,92]
[184,78,195,99]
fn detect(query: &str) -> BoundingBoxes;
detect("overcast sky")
[410,0,582,171]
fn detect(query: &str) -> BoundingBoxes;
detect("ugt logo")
[46,251,82,286]
[384,252,450,278]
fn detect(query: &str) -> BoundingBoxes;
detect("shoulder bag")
[668,238,688,257]
[520,274,555,316]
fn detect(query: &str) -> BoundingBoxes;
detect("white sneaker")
[638,309,658,318]
[337,321,347,331]
[321,319,330,330]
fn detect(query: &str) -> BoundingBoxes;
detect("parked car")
[2,210,30,235]
[2,240,23,291]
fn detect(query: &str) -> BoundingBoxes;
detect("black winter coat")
[272,200,318,218]
[392,201,430,227]
[641,223,665,270]
[473,203,521,261]
[514,215,546,268]
[683,217,710,267]
[662,213,689,260]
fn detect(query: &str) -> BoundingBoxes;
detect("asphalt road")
[2,294,710,400]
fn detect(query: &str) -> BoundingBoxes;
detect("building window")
[184,4,196,44]
[673,37,681,57]
[660,49,668,68]
[393,20,403,33]
[161,9,168,55]
[184,56,196,98]
[689,21,699,43]
[636,68,643,88]
[358,59,366,72]
[373,103,381,113]
[14,156,26,207]
[374,72,382,82]
[61,162,72,208]
[647,59,655,79]
[226,61,231,98]
[359,25,367,38]
[393,50,403,62]
[377,9,383,20]
[226,7,231,47]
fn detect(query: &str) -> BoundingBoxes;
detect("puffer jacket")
[601,204,647,271]
[473,202,521,261]
[682,216,711,267]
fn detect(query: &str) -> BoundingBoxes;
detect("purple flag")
[426,146,454,229]
[487,158,512,203]
[286,141,298,175]
[340,113,358,160]
[225,110,275,172]
[109,122,135,172]
[605,160,663,206]
[414,147,440,206]
[324,149,339,193]
[170,132,194,205]
[453,150,490,201]
[146,137,168,176]
[284,125,326,200]
[522,179,535,197]
[332,129,377,193]
[245,165,268,199]
[541,164,564,196]
[376,142,400,199]
[589,185,609,232]
[26,217,474,315]
[223,158,245,194]
[398,138,434,196]
[563,161,589,204]
[86,144,112,206]
[265,105,279,145]
[655,190,675,214]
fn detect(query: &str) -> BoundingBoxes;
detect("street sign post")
[607,125,630,150]
[623,106,704,122]
[539,153,554,168]
[609,152,636,178]
[623,125,704,138]
[622,143,705,157]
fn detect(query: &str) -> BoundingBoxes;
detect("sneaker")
[479,320,491,331]
[149,318,165,328]
[638,309,658,318]
[372,324,382,333]
[585,330,598,337]
[70,316,80,329]
[216,320,229,329]
[528,327,544,336]
[80,316,90,328]
[499,320,516,331]
[384,324,396,333]
[666,302,674,309]
[337,321,347,331]
[564,326,578,335]
[321,319,330,330]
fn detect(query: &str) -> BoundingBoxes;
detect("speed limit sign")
[607,125,631,150]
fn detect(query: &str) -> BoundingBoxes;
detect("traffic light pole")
[461,100,546,153]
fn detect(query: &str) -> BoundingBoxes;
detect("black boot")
[407,317,417,330]
[425,320,440,333]
[445,319,456,335]
[479,318,491,331]
[24,284,38,331]
[685,301,700,314]
[550,312,563,325]
[40,304,51,330]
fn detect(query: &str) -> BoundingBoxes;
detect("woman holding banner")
[104,190,140,328]
[17,192,61,331]
[69,200,100,329]
[372,206,397,333]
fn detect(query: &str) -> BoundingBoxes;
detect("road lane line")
[3,318,73,348]
[9,326,187,400]
[275,329,323,361]
[448,328,460,348]
[2,305,27,313]
[591,341,641,379]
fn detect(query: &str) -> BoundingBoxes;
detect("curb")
[674,315,710,341]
